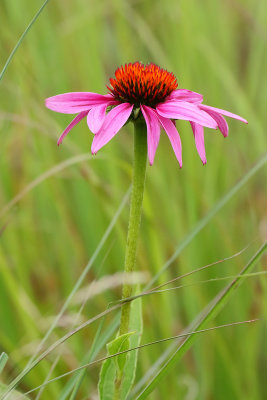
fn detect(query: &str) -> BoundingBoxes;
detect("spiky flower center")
[107,62,178,107]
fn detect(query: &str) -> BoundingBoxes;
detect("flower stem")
[119,120,147,336]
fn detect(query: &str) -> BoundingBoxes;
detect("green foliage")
[0,0,267,399]
[99,333,134,400]
[121,297,143,399]
[99,295,142,400]
[59,314,120,400]
[136,243,267,399]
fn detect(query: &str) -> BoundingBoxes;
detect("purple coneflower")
[45,62,247,166]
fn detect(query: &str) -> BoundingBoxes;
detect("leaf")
[99,291,143,400]
[98,332,135,400]
[108,333,135,375]
[121,295,143,399]
[58,314,120,400]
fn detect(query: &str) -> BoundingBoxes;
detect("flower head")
[45,62,247,167]
[107,63,178,107]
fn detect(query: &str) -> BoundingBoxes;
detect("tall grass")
[0,0,266,399]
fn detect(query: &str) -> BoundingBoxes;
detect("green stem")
[119,121,147,336]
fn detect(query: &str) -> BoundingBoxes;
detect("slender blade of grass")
[15,319,259,399]
[135,242,267,399]
[60,314,120,400]
[1,188,130,399]
[0,353,8,375]
[0,154,103,218]
[0,0,50,82]
[146,152,267,289]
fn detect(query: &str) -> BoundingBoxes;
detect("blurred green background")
[0,0,267,399]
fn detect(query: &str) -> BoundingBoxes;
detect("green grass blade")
[25,186,129,364]
[136,242,267,399]
[60,314,120,400]
[146,152,267,289]
[0,154,101,218]
[0,354,8,375]
[36,244,116,400]
[18,319,258,399]
[1,304,124,399]
[0,383,29,400]
[0,0,50,82]
[1,189,130,399]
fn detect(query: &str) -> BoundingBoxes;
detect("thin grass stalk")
[135,242,267,399]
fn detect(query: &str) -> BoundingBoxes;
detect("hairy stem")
[119,121,147,335]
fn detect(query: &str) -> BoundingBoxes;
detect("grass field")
[0,0,267,399]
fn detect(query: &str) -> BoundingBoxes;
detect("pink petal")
[190,122,207,164]
[156,100,217,129]
[87,104,108,134]
[57,111,88,145]
[91,103,133,154]
[156,113,182,168]
[45,92,118,114]
[201,107,229,137]
[200,104,248,124]
[141,105,161,166]
[168,89,203,104]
